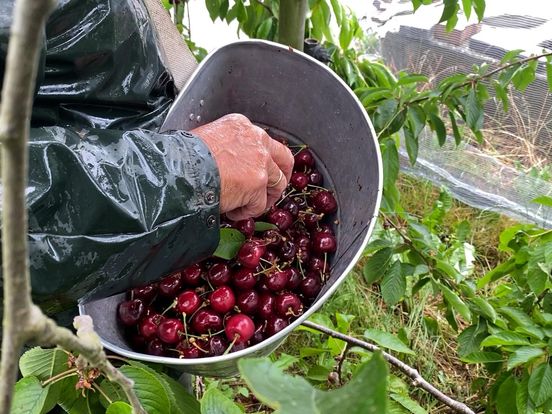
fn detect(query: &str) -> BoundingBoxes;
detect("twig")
[336,343,350,385]
[301,321,476,414]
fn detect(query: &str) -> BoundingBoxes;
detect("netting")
[361,0,552,227]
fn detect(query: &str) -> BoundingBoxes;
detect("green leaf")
[472,0,485,21]
[11,377,49,414]
[512,62,537,92]
[339,16,353,50]
[458,323,488,357]
[496,375,519,414]
[500,49,524,64]
[119,366,172,414]
[439,0,459,23]
[213,228,245,260]
[254,221,277,231]
[493,80,509,111]
[205,0,220,21]
[364,329,415,355]
[390,393,428,414]
[381,260,406,306]
[529,363,552,406]
[329,0,343,24]
[461,351,503,363]
[404,124,418,165]
[201,387,243,414]
[363,247,393,284]
[547,58,552,91]
[448,111,462,145]
[364,238,393,254]
[19,347,68,380]
[427,112,446,146]
[381,139,399,191]
[471,297,497,322]
[461,0,471,19]
[159,372,201,414]
[533,195,552,207]
[440,283,471,321]
[407,104,426,138]
[106,402,133,414]
[481,332,532,347]
[256,18,273,39]
[517,372,537,414]
[507,347,545,370]
[239,354,388,414]
[466,88,483,133]
[396,74,428,86]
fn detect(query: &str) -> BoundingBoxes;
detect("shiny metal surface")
[79,40,383,377]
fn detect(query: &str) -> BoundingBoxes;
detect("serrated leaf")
[529,363,552,406]
[460,351,503,363]
[256,18,273,39]
[119,366,172,414]
[517,372,537,414]
[213,228,245,260]
[11,377,49,414]
[381,139,399,191]
[363,246,393,284]
[500,49,524,64]
[500,307,537,329]
[106,402,132,414]
[381,260,406,306]
[404,124,418,165]
[497,375,519,414]
[397,74,428,86]
[364,238,393,254]
[201,387,243,414]
[239,354,388,414]
[493,80,509,112]
[205,0,220,21]
[461,0,472,19]
[471,297,497,322]
[390,393,428,414]
[513,62,537,92]
[254,221,277,231]
[19,347,68,380]
[458,324,487,357]
[466,88,483,133]
[364,329,415,355]
[449,111,462,145]
[481,332,532,347]
[439,0,459,23]
[507,347,545,370]
[472,0,485,20]
[427,112,446,146]
[440,283,471,321]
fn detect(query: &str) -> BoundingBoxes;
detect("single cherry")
[157,318,184,345]
[286,268,302,290]
[146,338,165,356]
[236,289,260,314]
[263,249,278,264]
[191,309,223,334]
[309,256,326,273]
[263,229,283,247]
[130,284,157,304]
[267,209,293,232]
[266,270,289,292]
[158,272,182,297]
[302,212,322,230]
[274,292,304,317]
[293,196,308,210]
[232,268,257,290]
[237,240,266,269]
[234,218,255,238]
[290,172,309,191]
[265,316,289,337]
[118,299,145,326]
[250,322,266,345]
[139,313,164,340]
[311,232,337,254]
[309,170,324,186]
[294,148,315,170]
[257,293,275,319]
[279,240,297,261]
[176,340,203,359]
[311,190,338,214]
[300,274,322,299]
[209,286,236,314]
[281,199,299,218]
[207,335,229,356]
[176,290,201,315]
[207,262,231,286]
[181,263,203,286]
[225,314,255,344]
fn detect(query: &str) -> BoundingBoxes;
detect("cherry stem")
[182,313,189,341]
[161,299,177,316]
[223,336,239,355]
[93,383,113,404]
[42,368,79,387]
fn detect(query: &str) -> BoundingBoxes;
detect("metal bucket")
[79,40,382,377]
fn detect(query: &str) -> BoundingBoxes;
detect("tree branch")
[301,320,476,414]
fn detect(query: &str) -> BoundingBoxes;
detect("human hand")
[192,113,294,221]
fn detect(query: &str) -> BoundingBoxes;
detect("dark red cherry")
[207,335,229,356]
[266,270,289,292]
[290,172,309,191]
[281,199,300,218]
[250,322,266,345]
[311,190,338,214]
[286,268,302,290]
[311,232,337,254]
[157,318,184,344]
[295,235,311,249]
[146,338,166,356]
[181,263,203,286]
[274,292,304,317]
[207,262,231,286]
[294,149,315,170]
[192,309,223,334]
[297,247,310,263]
[176,340,203,359]
[302,212,322,230]
[263,249,278,264]
[267,209,293,232]
[257,293,275,319]
[209,286,236,314]
[229,341,247,353]
[130,284,157,304]
[118,299,145,326]
[225,314,255,343]
[309,170,324,186]
[234,218,255,238]
[232,268,258,290]
[256,279,271,294]
[139,313,164,340]
[317,224,334,235]
[176,290,201,315]
[279,240,297,262]
[159,272,182,297]
[309,256,326,273]
[265,316,289,337]
[263,229,283,247]
[300,274,322,299]
[237,240,266,269]
[236,289,260,315]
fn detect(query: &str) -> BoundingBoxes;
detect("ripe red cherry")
[279,240,297,261]
[266,270,289,292]
[256,279,271,294]
[300,274,322,299]
[237,240,266,269]
[159,272,182,297]
[309,170,323,186]
[295,235,311,248]
[290,172,309,191]
[263,229,283,247]
[234,218,255,238]
[250,322,266,345]
[294,148,315,170]
[274,292,304,317]
[311,190,338,214]
[286,268,302,290]
[312,232,337,254]
[191,309,223,334]
[302,212,321,230]
[267,209,294,231]
[281,199,299,217]
[176,340,203,359]
[265,316,289,337]
[207,262,231,286]
[232,268,257,290]
[157,318,184,344]
[293,196,308,209]
[225,314,255,343]
[139,313,164,340]
[309,256,326,273]
[130,284,157,304]
[209,286,236,314]
[257,293,275,319]
[118,299,145,326]
[176,290,201,315]
[146,338,165,356]
[207,335,228,356]
[236,289,260,314]
[181,264,203,286]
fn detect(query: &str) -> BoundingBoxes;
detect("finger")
[226,190,268,221]
[266,159,288,208]
[265,135,294,181]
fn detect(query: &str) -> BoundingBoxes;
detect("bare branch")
[302,320,476,414]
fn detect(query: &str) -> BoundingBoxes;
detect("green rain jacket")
[0,0,221,314]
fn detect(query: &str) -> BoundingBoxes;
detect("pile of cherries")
[117,143,338,359]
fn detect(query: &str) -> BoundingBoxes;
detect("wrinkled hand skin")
[192,113,293,221]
